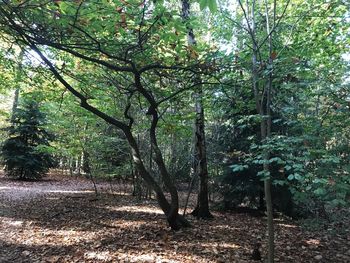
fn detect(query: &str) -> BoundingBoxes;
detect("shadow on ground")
[0,173,349,262]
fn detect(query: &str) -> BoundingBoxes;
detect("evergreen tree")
[1,100,54,180]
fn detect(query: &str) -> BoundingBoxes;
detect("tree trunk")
[181,0,212,219]
[82,150,90,174]
[10,88,20,123]
[125,128,190,230]
[191,88,212,218]
[244,0,275,260]
[69,157,74,176]
[263,1,275,261]
[10,51,23,124]
[261,118,274,263]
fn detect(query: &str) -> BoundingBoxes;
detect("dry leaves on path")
[0,172,349,262]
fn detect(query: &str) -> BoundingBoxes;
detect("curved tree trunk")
[124,128,190,230]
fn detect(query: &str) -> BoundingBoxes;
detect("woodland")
[0,0,349,262]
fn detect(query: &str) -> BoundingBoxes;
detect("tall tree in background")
[10,50,23,124]
[261,1,275,261]
[182,0,212,219]
[2,99,54,180]
[237,0,285,261]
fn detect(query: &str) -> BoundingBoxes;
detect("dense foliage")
[0,0,348,260]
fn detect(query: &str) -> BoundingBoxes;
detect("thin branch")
[238,0,261,60]
[257,0,291,50]
[157,81,218,106]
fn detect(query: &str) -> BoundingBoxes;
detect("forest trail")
[0,173,106,202]
[0,172,349,263]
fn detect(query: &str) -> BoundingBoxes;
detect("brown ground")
[0,172,349,263]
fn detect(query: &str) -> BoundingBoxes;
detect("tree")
[235,1,277,260]
[0,0,202,230]
[2,99,54,180]
[181,0,212,219]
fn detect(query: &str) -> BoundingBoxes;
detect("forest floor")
[0,172,349,263]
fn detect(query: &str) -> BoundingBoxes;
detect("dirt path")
[0,175,101,201]
[0,173,349,262]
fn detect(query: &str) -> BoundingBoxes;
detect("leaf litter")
[0,172,349,262]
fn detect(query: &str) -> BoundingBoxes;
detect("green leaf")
[58,2,69,14]
[199,0,208,10]
[257,170,270,179]
[273,179,287,186]
[314,188,326,196]
[294,173,302,181]
[269,157,284,164]
[208,0,218,13]
[230,164,248,172]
